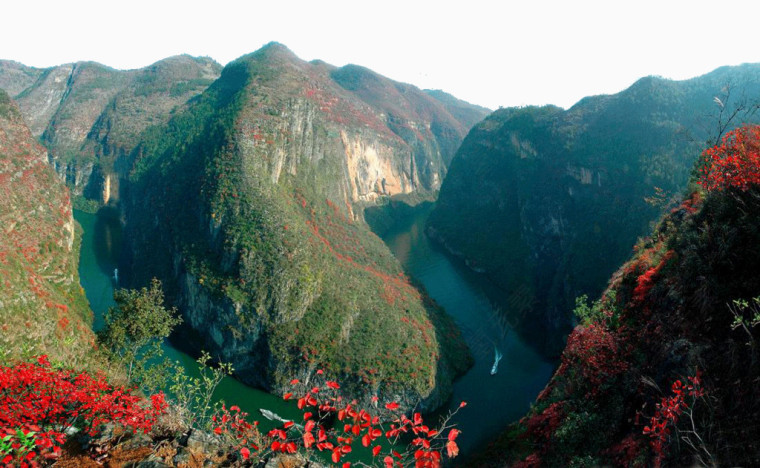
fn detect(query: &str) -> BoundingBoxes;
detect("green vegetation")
[0,89,19,119]
[97,278,182,384]
[429,66,760,338]
[125,47,471,407]
[485,162,760,466]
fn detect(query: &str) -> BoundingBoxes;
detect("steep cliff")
[0,89,93,363]
[428,64,760,340]
[124,43,476,410]
[3,56,221,201]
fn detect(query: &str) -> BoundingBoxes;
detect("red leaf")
[446,440,459,458]
[385,402,400,411]
[303,431,315,449]
[373,445,382,457]
[305,420,316,433]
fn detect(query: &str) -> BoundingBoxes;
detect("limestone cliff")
[124,43,475,411]
[3,56,221,201]
[0,89,93,362]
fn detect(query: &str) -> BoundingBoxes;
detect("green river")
[74,206,556,462]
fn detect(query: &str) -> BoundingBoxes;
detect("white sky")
[3,0,759,110]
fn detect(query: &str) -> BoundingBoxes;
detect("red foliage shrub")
[632,251,673,303]
[213,373,465,467]
[698,125,760,192]
[523,402,565,442]
[563,323,628,392]
[0,356,166,465]
[643,372,705,467]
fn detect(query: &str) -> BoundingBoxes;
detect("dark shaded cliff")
[428,64,760,344]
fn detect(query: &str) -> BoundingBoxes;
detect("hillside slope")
[428,64,760,340]
[0,89,94,364]
[476,127,760,466]
[123,43,477,411]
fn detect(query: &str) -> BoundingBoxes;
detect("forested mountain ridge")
[428,63,760,343]
[123,42,480,411]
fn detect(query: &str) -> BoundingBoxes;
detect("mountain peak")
[257,41,298,59]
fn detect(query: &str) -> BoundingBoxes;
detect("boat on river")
[491,347,503,375]
[260,408,303,429]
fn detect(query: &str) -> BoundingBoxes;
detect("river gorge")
[75,205,557,460]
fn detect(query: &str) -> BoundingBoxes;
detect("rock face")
[0,90,93,362]
[427,63,760,341]
[124,43,477,410]
[0,56,222,201]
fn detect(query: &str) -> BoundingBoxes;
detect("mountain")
[427,64,760,344]
[0,89,93,364]
[122,43,481,410]
[476,144,760,466]
[0,56,222,202]
[424,89,492,136]
[0,60,44,97]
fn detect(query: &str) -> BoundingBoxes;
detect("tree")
[97,278,182,386]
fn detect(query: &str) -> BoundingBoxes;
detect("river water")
[74,206,556,461]
[74,209,301,433]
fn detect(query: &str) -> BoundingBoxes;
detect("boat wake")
[490,347,503,375]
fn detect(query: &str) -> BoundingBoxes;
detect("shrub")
[698,125,760,192]
[0,356,166,465]
[212,372,467,467]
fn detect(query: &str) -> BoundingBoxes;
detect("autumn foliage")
[561,322,628,392]
[0,356,166,466]
[698,125,760,192]
[643,373,705,467]
[212,372,465,467]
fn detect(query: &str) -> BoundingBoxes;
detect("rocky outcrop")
[124,43,475,411]
[0,89,93,362]
[428,64,760,343]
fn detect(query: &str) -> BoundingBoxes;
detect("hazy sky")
[3,0,759,110]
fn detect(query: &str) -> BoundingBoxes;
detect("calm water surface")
[74,209,300,434]
[380,207,556,456]
[75,207,556,461]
